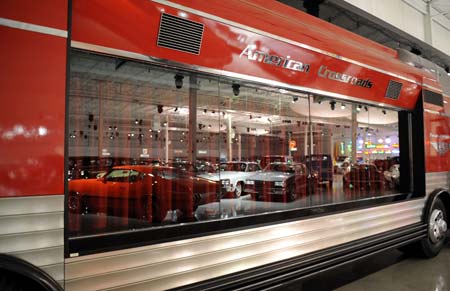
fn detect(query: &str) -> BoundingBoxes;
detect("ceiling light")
[174,74,184,89]
[329,101,336,111]
[232,83,240,96]
[357,105,362,112]
[340,103,346,110]
[157,105,163,114]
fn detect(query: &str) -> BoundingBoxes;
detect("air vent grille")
[385,80,403,100]
[157,13,204,55]
[423,90,443,106]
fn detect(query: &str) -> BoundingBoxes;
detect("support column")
[188,75,197,164]
[227,115,233,161]
[164,115,169,163]
[424,1,433,45]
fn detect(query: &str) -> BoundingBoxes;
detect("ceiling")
[278,0,450,70]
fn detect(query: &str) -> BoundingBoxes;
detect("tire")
[234,182,243,198]
[401,198,448,258]
[287,183,297,202]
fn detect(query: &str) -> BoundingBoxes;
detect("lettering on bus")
[240,44,310,73]
[318,65,373,89]
[430,133,450,155]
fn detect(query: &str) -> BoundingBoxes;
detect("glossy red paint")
[0,26,66,197]
[71,0,432,110]
[424,112,450,173]
[0,0,67,30]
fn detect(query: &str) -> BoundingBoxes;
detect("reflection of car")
[334,156,351,174]
[384,164,400,188]
[303,155,333,187]
[244,162,308,202]
[198,162,262,198]
[68,165,221,224]
[343,164,385,191]
[260,155,293,169]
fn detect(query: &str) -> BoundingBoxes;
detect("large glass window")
[67,52,402,238]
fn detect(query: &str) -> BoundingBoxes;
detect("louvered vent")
[423,90,443,106]
[385,80,403,100]
[157,13,204,55]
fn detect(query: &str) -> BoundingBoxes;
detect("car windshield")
[264,163,292,172]
[220,163,246,171]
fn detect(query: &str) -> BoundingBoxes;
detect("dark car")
[343,164,385,191]
[68,165,221,228]
[244,162,309,202]
[303,154,333,187]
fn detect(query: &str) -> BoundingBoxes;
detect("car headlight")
[274,181,284,187]
[245,180,255,185]
[221,179,230,185]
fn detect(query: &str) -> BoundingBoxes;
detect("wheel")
[287,183,297,202]
[421,198,448,258]
[234,182,243,198]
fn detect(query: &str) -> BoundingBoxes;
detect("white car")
[198,162,262,198]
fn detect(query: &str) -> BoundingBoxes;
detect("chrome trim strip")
[0,17,67,38]
[424,109,450,117]
[151,0,435,90]
[71,41,402,110]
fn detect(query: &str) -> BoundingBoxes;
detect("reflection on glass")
[68,52,402,237]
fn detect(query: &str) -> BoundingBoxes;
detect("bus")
[0,0,449,290]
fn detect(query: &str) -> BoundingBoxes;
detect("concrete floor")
[286,243,450,291]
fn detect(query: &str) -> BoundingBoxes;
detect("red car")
[343,164,385,192]
[68,165,221,229]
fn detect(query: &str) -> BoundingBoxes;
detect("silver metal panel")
[65,199,425,291]
[0,195,64,216]
[0,229,63,253]
[0,17,68,38]
[10,246,64,267]
[426,172,450,194]
[0,212,63,235]
[0,195,64,284]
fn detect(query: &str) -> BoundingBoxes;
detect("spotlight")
[203,109,207,114]
[364,106,368,112]
[135,119,139,125]
[445,66,450,76]
[174,74,184,89]
[329,101,336,111]
[174,107,178,112]
[157,105,163,114]
[88,113,94,122]
[382,110,386,115]
[340,103,346,110]
[318,100,322,104]
[356,105,362,112]
[292,96,299,103]
[232,83,240,96]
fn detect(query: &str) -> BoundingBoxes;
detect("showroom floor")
[285,243,450,291]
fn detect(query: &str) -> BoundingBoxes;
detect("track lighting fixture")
[157,105,163,114]
[340,103,346,110]
[174,107,178,112]
[292,96,298,103]
[364,106,368,112]
[356,105,362,112]
[174,74,184,89]
[382,110,386,115]
[203,109,207,114]
[329,101,336,111]
[232,83,240,96]
[88,113,94,122]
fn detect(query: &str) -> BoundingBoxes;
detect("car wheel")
[234,182,243,198]
[68,192,80,213]
[287,183,297,202]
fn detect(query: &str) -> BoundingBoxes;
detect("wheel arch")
[0,254,62,291]
[424,188,450,225]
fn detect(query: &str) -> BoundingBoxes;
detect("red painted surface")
[424,112,450,173]
[0,26,66,197]
[72,0,432,110]
[0,0,67,30]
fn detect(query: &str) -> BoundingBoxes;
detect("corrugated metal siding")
[426,172,450,195]
[65,199,425,291]
[0,195,64,286]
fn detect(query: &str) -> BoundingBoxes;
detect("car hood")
[246,171,292,181]
[198,171,255,181]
